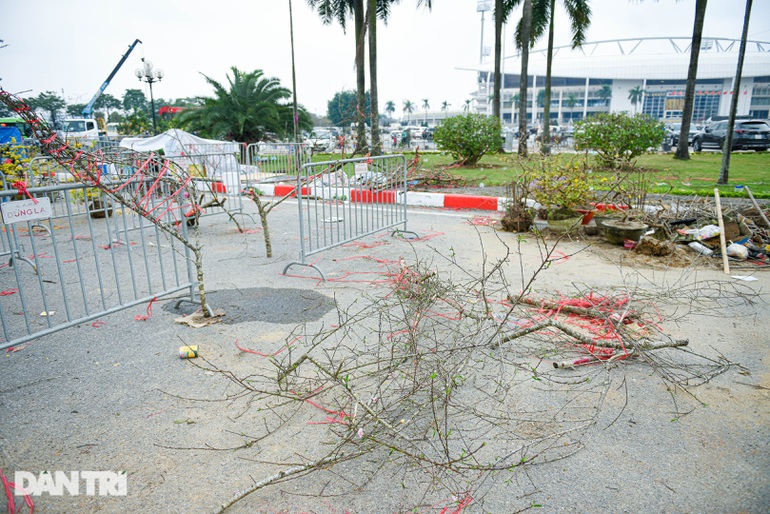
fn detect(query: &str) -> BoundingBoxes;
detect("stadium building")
[458,37,770,127]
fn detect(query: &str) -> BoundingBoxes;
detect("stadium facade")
[458,37,770,126]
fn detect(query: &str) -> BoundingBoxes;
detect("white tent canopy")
[119,129,240,179]
[119,128,239,156]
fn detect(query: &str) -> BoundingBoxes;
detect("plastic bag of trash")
[680,224,720,240]
[688,242,713,256]
[726,243,749,260]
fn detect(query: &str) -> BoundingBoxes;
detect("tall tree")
[674,0,708,160]
[177,67,311,144]
[94,93,122,113]
[517,0,533,157]
[327,89,371,127]
[122,89,148,114]
[308,0,432,154]
[27,91,66,124]
[463,99,471,113]
[67,104,87,117]
[566,92,577,120]
[598,84,612,106]
[422,98,430,123]
[628,86,644,113]
[306,0,366,152]
[528,0,591,154]
[384,100,396,119]
[493,0,505,125]
[717,0,752,184]
[403,100,414,123]
[368,0,382,154]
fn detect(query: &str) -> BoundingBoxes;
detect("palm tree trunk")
[518,0,532,157]
[354,0,368,154]
[718,0,752,184]
[675,0,708,160]
[289,0,300,144]
[541,0,555,155]
[493,0,503,122]
[368,0,382,156]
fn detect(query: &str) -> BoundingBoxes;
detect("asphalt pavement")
[1,198,768,513]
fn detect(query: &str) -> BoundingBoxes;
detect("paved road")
[1,199,768,513]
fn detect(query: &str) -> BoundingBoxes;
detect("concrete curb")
[255,183,506,212]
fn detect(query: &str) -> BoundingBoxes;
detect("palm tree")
[368,0,381,154]
[307,0,432,154]
[306,0,366,152]
[178,67,311,144]
[529,0,591,154]
[517,0,533,157]
[403,100,414,123]
[493,0,505,125]
[598,84,612,107]
[422,98,430,123]
[675,0,708,161]
[566,92,577,121]
[385,100,396,119]
[512,92,520,122]
[628,86,644,114]
[463,99,471,113]
[718,0,752,184]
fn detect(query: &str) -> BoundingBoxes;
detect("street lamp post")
[134,58,164,134]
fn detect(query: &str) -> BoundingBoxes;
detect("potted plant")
[523,157,592,232]
[500,181,533,233]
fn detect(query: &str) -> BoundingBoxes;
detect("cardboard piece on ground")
[175,309,225,328]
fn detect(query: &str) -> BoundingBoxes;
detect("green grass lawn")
[311,150,770,199]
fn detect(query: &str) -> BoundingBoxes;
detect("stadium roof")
[458,37,770,81]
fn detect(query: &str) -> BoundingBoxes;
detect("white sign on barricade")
[1,197,52,224]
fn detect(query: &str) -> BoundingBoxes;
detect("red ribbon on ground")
[1,467,35,513]
[135,296,157,321]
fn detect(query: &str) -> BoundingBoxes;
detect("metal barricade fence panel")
[243,143,310,184]
[283,154,413,280]
[0,181,195,350]
[166,151,245,221]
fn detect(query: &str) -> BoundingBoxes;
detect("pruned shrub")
[574,112,664,169]
[433,113,503,166]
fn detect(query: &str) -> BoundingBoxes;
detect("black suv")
[692,120,770,152]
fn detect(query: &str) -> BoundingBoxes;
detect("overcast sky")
[1,0,768,117]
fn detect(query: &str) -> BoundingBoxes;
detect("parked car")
[692,120,770,152]
[665,123,699,146]
[307,128,337,153]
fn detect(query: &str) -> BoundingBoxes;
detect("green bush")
[574,112,664,169]
[433,113,503,166]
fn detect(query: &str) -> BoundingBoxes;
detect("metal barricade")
[242,142,310,184]
[0,181,196,350]
[166,151,245,221]
[283,154,416,280]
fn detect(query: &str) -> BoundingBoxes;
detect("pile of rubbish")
[632,196,770,267]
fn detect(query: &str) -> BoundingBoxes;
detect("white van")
[60,118,101,141]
